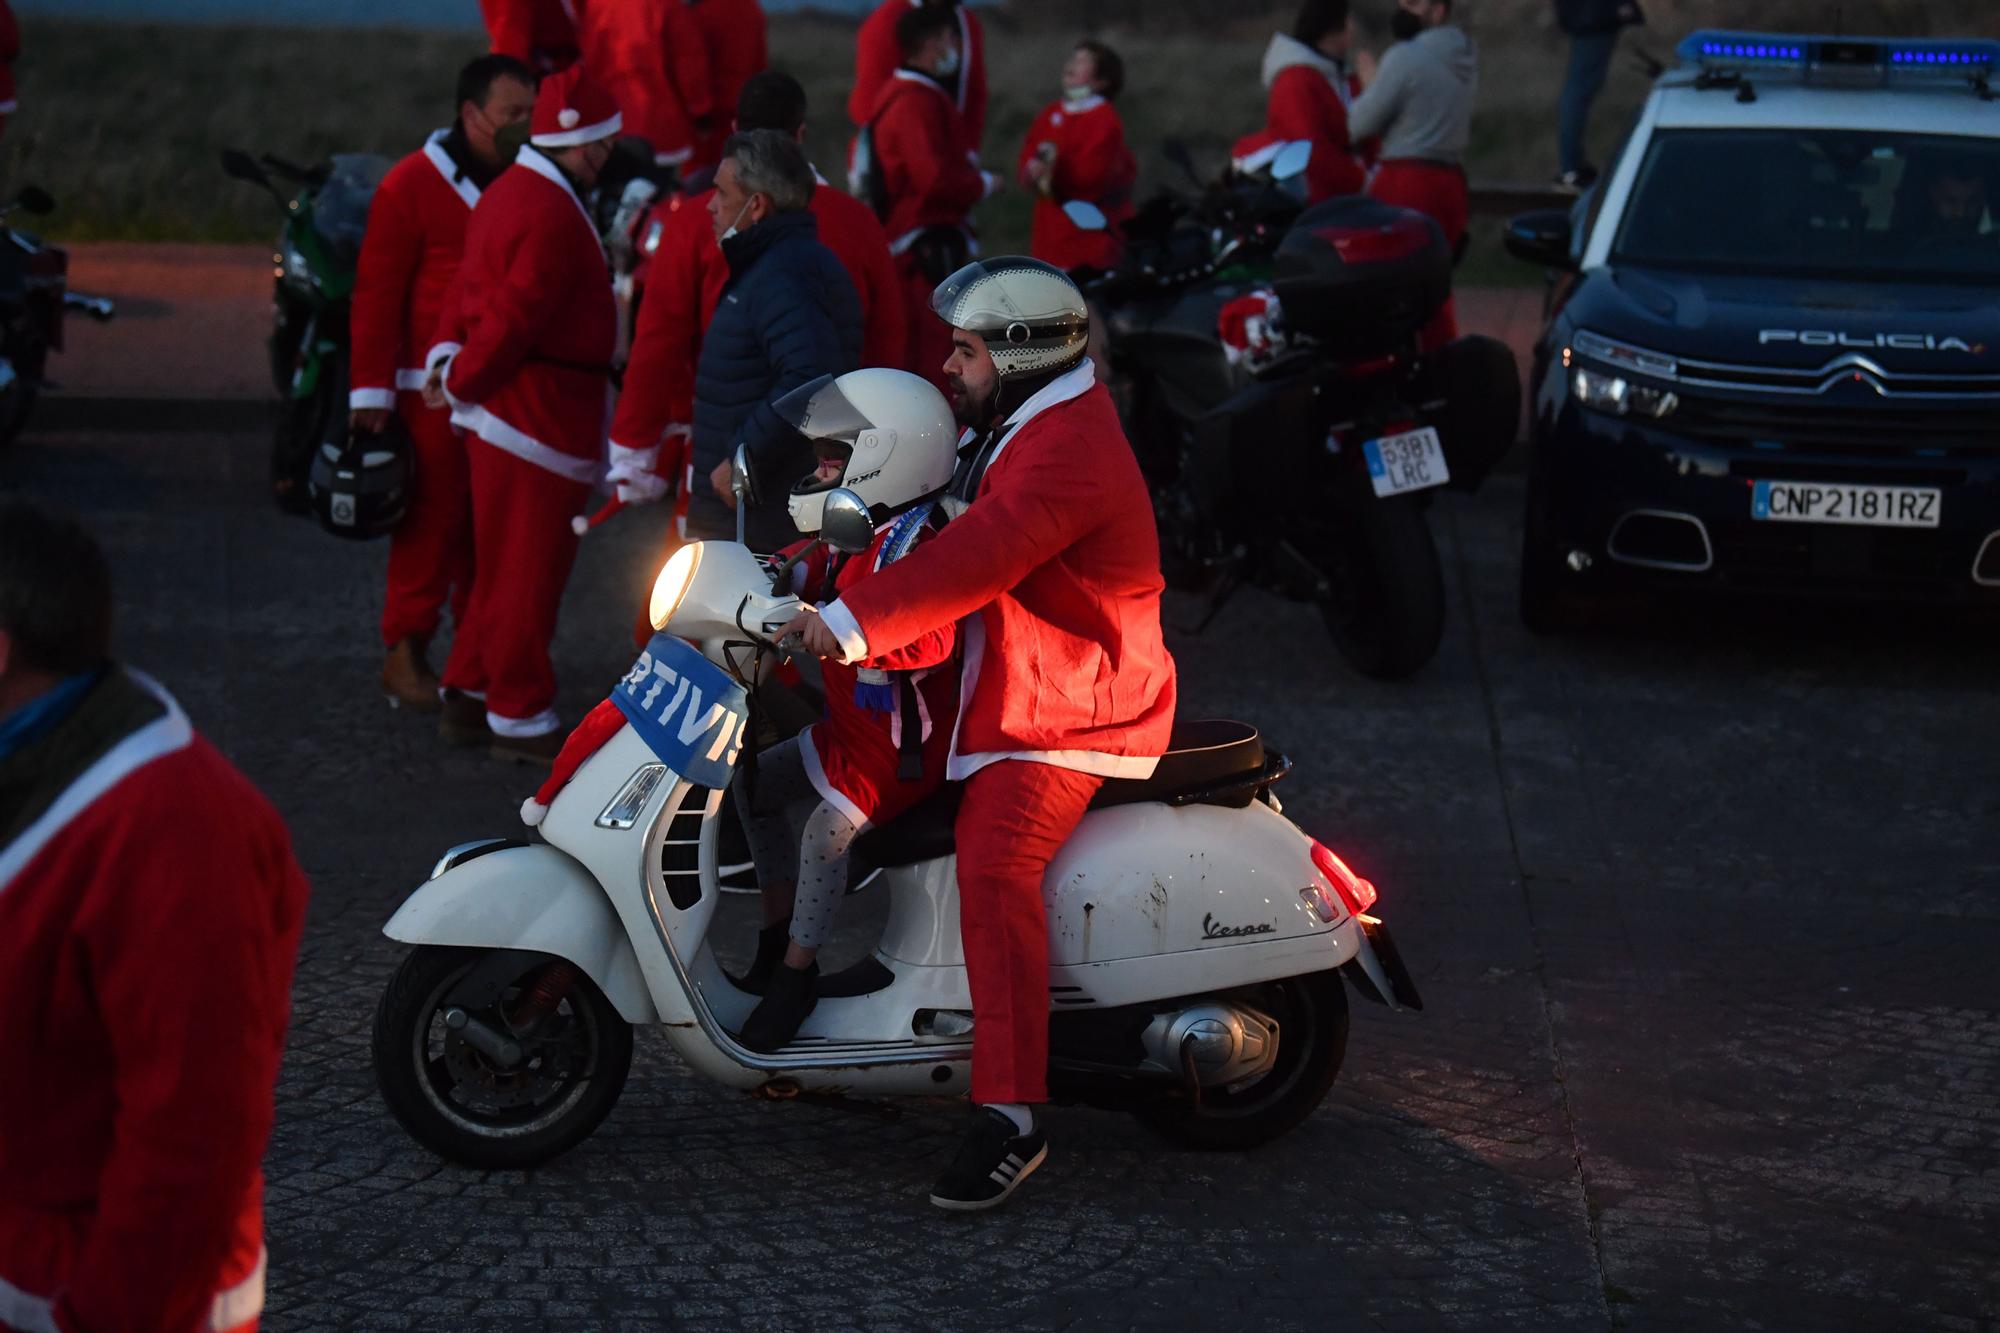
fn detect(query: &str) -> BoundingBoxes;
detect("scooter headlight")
[648,543,702,630]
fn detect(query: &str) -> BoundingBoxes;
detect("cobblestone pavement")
[8,422,1998,1331]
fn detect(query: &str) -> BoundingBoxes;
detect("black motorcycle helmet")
[309,416,412,540]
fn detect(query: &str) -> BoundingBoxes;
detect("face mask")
[719,198,753,242]
[1390,8,1425,40]
[1062,83,1096,102]
[493,121,530,164]
[937,48,962,78]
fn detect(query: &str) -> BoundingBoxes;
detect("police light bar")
[1676,30,2000,85]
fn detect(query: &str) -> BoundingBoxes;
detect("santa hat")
[530,64,622,150]
[520,697,630,827]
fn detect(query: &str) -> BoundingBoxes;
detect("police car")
[1505,31,2000,626]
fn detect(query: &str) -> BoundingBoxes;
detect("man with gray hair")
[694,128,864,548]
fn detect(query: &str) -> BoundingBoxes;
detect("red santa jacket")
[0,671,308,1333]
[611,176,905,456]
[866,71,985,249]
[788,514,957,828]
[1017,95,1137,273]
[823,363,1176,778]
[430,146,617,484]
[849,0,987,153]
[575,0,713,166]
[481,0,580,72]
[1237,36,1374,203]
[0,3,19,117]
[349,129,484,412]
[688,0,768,169]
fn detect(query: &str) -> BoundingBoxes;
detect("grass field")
[9,0,1999,263]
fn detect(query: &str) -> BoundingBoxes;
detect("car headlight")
[1572,366,1679,419]
[648,543,702,630]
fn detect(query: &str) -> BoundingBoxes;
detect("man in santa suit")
[0,499,309,1333]
[861,5,998,391]
[1237,0,1376,204]
[425,65,650,764]
[480,0,580,75]
[687,0,768,171]
[614,69,904,568]
[780,258,1176,1211]
[850,0,987,158]
[572,0,714,169]
[1017,39,1137,274]
[350,54,536,715]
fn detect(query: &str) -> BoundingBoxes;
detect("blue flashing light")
[1677,29,2000,77]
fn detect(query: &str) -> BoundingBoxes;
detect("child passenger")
[734,368,963,1051]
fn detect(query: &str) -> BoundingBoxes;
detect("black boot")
[738,961,819,1053]
[729,917,792,995]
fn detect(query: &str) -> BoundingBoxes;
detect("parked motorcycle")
[0,185,116,450]
[1083,143,1520,679]
[221,149,389,513]
[370,470,1423,1170]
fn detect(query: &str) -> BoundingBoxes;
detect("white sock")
[984,1102,1033,1135]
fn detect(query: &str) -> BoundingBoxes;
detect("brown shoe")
[438,689,491,747]
[490,729,564,766]
[381,636,442,712]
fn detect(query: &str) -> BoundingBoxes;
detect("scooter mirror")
[218,149,268,187]
[1062,199,1108,231]
[13,186,54,216]
[819,489,876,555]
[1272,141,1313,182]
[730,443,753,546]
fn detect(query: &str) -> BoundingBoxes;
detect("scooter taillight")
[1308,841,1378,917]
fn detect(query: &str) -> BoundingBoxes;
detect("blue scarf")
[0,668,102,760]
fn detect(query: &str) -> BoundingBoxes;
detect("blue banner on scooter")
[612,633,749,789]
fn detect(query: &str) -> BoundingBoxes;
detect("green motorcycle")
[221,148,389,514]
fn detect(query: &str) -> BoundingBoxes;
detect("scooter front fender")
[383,844,659,1024]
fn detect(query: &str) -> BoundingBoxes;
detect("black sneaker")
[738,960,817,1052]
[727,917,792,996]
[929,1107,1049,1212]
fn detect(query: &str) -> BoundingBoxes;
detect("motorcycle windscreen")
[773,373,876,445]
[314,152,394,265]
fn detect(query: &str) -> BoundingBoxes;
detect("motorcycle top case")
[1271,197,1451,356]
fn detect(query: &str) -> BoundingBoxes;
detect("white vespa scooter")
[371,483,1422,1170]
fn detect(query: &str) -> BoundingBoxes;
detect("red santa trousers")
[379,394,473,648]
[952,759,1104,1104]
[1369,159,1467,347]
[442,439,591,734]
[896,252,954,395]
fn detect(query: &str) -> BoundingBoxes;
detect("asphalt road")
[6,419,1998,1331]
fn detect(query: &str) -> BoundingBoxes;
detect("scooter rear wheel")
[1133,970,1349,1151]
[373,945,633,1170]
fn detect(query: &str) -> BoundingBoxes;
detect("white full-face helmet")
[775,368,960,535]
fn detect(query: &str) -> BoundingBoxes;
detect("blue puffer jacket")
[691,207,862,548]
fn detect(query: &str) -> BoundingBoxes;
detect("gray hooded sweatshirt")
[1347,25,1478,165]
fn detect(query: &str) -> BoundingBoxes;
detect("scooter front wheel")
[372,945,633,1170]
[1133,970,1349,1151]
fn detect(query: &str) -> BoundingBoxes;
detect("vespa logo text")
[1201,913,1275,940]
[1759,329,1981,354]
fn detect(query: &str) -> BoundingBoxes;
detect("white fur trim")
[348,386,396,411]
[520,797,549,827]
[531,112,622,149]
[654,146,692,167]
[456,409,601,484]
[797,727,872,832]
[515,146,606,259]
[570,515,591,536]
[0,673,195,894]
[422,127,481,209]
[395,368,429,391]
[487,706,562,738]
[425,341,462,375]
[607,442,658,474]
[818,598,869,665]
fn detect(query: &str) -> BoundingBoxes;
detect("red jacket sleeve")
[445,211,580,406]
[348,164,422,404]
[1017,105,1058,188]
[848,2,898,128]
[1267,67,1366,198]
[856,530,955,670]
[609,202,711,450]
[836,418,1113,658]
[55,762,307,1333]
[1056,108,1136,210]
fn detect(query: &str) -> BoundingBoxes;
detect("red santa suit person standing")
[350,55,536,714]
[0,499,309,1333]
[614,70,905,572]
[1235,0,1375,204]
[850,0,987,155]
[480,0,580,74]
[857,5,997,391]
[425,64,648,764]
[687,0,769,171]
[573,0,714,169]
[779,258,1176,1212]
[1017,39,1137,274]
